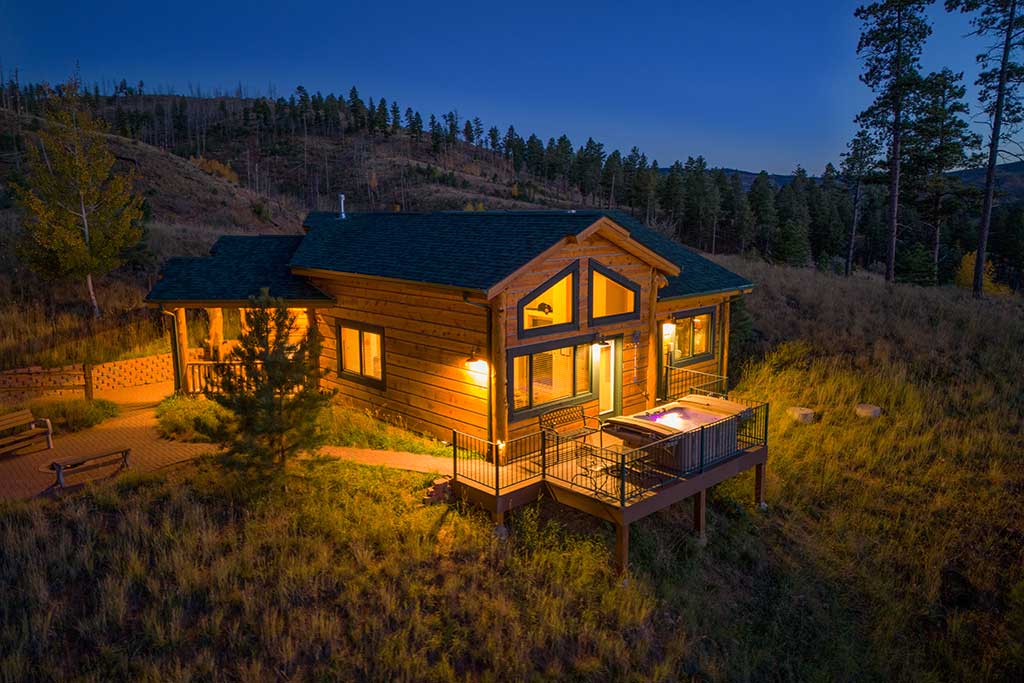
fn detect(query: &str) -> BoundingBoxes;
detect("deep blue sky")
[2,0,984,174]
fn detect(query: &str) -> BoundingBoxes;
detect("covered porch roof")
[145,235,333,308]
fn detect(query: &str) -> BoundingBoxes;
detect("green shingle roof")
[146,235,332,305]
[296,210,752,299]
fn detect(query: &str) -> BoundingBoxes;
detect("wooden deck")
[451,436,767,572]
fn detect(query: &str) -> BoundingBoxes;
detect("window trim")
[662,306,716,369]
[587,259,642,326]
[506,334,596,422]
[516,261,580,339]
[337,319,386,389]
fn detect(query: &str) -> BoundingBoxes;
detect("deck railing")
[452,397,769,506]
[659,367,728,402]
[186,361,253,394]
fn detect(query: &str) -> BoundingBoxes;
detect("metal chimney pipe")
[338,193,346,220]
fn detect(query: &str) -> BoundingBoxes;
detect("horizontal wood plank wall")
[503,235,657,440]
[312,275,491,442]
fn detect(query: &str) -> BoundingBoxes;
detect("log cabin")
[147,209,768,570]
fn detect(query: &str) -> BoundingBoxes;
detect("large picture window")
[339,321,384,387]
[589,260,640,324]
[511,342,592,413]
[517,262,579,338]
[662,308,714,367]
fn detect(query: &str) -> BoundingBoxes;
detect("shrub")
[321,406,450,457]
[955,250,1010,294]
[188,155,239,184]
[155,395,232,442]
[26,398,119,433]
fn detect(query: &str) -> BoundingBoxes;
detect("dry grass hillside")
[0,264,1020,681]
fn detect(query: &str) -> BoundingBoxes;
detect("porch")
[450,391,768,571]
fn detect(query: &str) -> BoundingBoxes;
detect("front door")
[597,339,620,416]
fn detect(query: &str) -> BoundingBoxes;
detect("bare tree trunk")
[847,180,862,276]
[975,0,1017,299]
[85,273,100,319]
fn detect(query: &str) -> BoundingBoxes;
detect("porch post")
[492,292,508,450]
[646,269,659,408]
[615,521,630,574]
[174,307,189,393]
[754,462,767,509]
[720,298,732,383]
[693,489,707,544]
[206,307,224,360]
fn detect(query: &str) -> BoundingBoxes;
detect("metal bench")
[0,409,53,456]
[538,405,602,448]
[46,447,131,489]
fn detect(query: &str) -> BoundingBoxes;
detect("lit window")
[590,263,639,321]
[518,263,579,337]
[339,321,384,384]
[662,311,713,367]
[511,344,591,412]
[522,273,573,330]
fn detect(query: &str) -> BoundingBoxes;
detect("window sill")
[338,370,385,390]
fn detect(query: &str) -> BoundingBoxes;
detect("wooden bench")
[0,409,53,456]
[538,405,603,448]
[46,447,131,489]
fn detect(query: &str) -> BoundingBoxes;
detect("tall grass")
[1,259,1021,680]
[0,460,662,682]
[714,256,1024,681]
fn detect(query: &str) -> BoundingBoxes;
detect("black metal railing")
[659,367,728,402]
[452,397,769,506]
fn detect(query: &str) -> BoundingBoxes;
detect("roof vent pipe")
[338,193,346,220]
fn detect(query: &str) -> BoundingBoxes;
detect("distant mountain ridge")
[696,162,1024,201]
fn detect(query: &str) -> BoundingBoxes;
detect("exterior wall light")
[465,349,489,374]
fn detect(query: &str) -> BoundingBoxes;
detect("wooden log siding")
[502,235,658,441]
[312,275,491,441]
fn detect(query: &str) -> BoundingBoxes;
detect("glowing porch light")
[465,350,489,375]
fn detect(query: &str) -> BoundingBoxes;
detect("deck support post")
[754,462,767,510]
[614,521,630,574]
[174,307,189,393]
[693,489,707,544]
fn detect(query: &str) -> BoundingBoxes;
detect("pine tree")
[463,120,475,144]
[487,126,501,154]
[210,293,333,479]
[376,98,389,135]
[600,150,624,208]
[429,114,443,154]
[905,68,982,281]
[472,118,484,147]
[774,175,813,266]
[15,78,144,318]
[347,86,366,131]
[841,129,882,274]
[411,112,424,141]
[946,0,1024,297]
[855,0,932,282]
[748,171,778,256]
[390,101,401,134]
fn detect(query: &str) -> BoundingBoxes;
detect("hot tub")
[603,395,751,472]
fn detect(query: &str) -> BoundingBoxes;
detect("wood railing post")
[83,364,94,401]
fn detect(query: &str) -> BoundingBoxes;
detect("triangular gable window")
[589,260,641,324]
[517,262,579,338]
